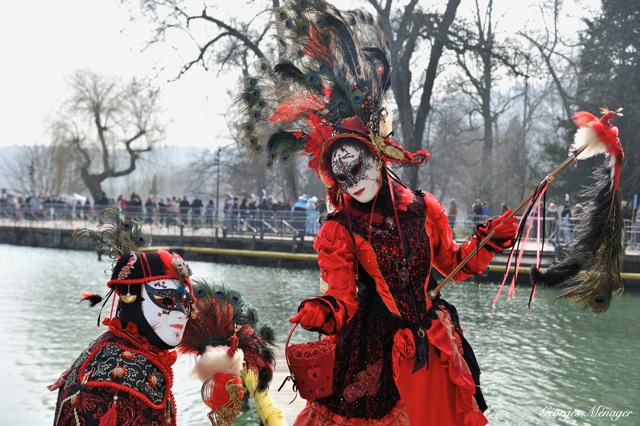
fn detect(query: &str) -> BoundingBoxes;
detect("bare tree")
[50,70,165,201]
[0,145,81,196]
[519,0,579,119]
[367,0,462,189]
[443,0,531,210]
[129,0,302,199]
[129,0,465,192]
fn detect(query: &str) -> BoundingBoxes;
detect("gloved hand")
[288,300,328,331]
[475,208,518,252]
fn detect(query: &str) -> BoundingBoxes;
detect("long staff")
[429,144,589,299]
[431,108,624,315]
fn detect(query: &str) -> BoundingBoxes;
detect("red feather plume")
[179,279,276,392]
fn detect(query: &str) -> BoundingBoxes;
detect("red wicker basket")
[285,323,335,400]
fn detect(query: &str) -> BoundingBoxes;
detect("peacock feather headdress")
[236,0,429,206]
[73,207,152,262]
[73,207,194,313]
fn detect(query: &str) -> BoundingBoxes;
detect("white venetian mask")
[141,279,190,347]
[331,144,381,203]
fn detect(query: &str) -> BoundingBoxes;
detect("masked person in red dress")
[236,1,517,424]
[49,208,195,426]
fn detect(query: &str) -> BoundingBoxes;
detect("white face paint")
[141,279,190,347]
[331,144,381,203]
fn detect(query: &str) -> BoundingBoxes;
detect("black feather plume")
[531,160,624,313]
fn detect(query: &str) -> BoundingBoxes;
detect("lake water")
[0,244,638,425]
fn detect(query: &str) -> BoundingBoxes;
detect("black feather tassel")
[530,108,625,314]
[531,161,624,313]
[78,292,103,307]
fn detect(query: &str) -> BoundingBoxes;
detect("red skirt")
[392,311,487,425]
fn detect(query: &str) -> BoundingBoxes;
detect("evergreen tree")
[575,0,640,200]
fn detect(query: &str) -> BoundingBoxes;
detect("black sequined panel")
[316,306,399,418]
[53,330,173,426]
[343,194,433,322]
[317,192,435,419]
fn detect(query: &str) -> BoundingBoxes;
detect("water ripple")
[1,245,638,425]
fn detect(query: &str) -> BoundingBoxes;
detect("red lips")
[170,324,184,330]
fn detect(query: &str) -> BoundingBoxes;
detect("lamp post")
[214,147,221,224]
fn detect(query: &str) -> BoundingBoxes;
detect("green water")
[0,244,637,425]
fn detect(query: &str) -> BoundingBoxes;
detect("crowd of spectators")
[5,189,638,246]
[221,192,327,237]
[0,190,329,238]
[0,192,94,221]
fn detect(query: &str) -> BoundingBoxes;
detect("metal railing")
[2,206,640,251]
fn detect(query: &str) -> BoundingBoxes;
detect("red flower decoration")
[121,351,134,360]
[148,373,159,387]
[111,366,126,379]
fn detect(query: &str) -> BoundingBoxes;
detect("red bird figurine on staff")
[531,107,625,313]
[571,107,625,189]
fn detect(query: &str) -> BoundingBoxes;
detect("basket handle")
[278,322,300,398]
[284,322,298,372]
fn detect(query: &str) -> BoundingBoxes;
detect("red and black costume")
[49,210,195,426]
[233,1,516,423]
[293,181,503,425]
[50,318,177,426]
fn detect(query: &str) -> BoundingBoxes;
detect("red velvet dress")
[49,318,177,426]
[294,183,492,425]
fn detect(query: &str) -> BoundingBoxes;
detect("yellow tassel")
[242,369,285,426]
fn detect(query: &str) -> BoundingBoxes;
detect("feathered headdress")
[529,107,625,313]
[73,207,194,314]
[236,0,429,206]
[73,207,152,260]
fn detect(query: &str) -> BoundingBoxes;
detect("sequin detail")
[343,359,383,402]
[117,253,138,280]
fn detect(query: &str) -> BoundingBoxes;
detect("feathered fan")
[236,0,391,168]
[531,107,625,313]
[178,278,283,425]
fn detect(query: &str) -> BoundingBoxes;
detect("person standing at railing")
[472,198,483,225]
[317,197,328,224]
[293,195,307,241]
[239,198,249,231]
[179,196,190,226]
[448,199,458,240]
[306,196,319,236]
[547,202,559,242]
[144,195,156,225]
[191,195,203,230]
[223,194,236,231]
[166,196,178,227]
[205,199,215,228]
[157,197,167,227]
[561,194,572,244]
[94,191,109,223]
[117,194,127,212]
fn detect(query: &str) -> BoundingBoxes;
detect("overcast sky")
[0,0,588,151]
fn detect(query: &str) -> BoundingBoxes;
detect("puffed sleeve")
[301,218,359,335]
[424,193,495,281]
